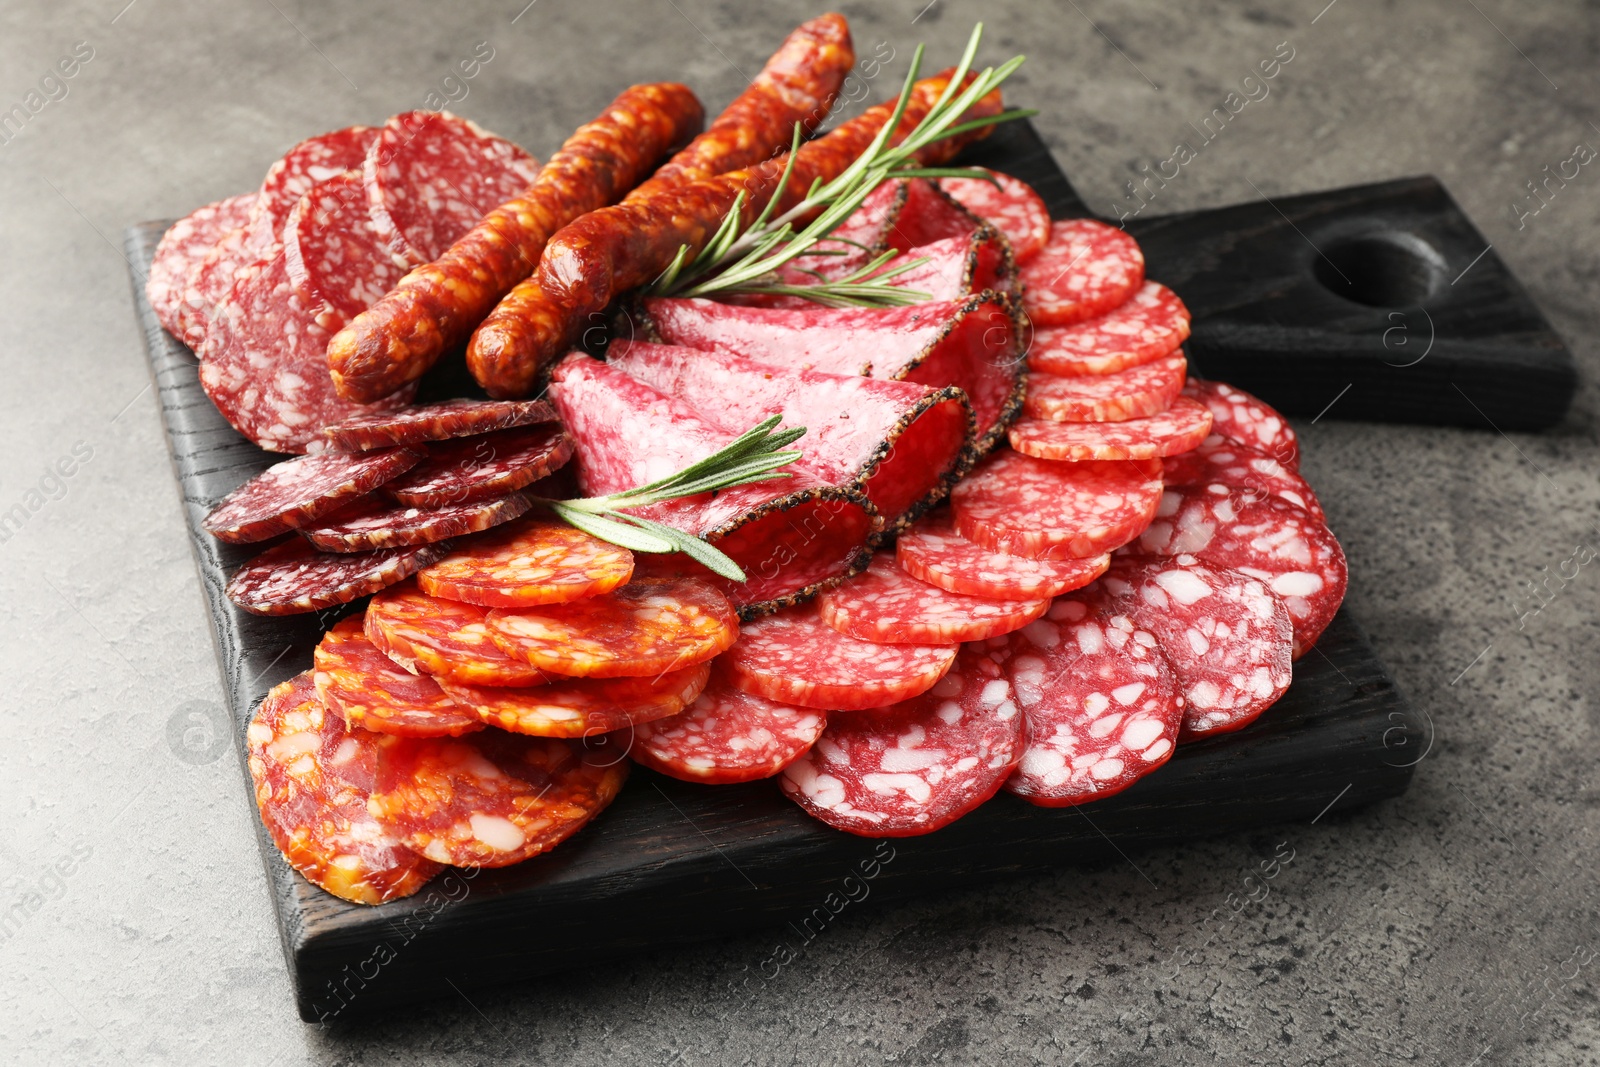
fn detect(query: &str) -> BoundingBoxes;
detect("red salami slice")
[939,170,1052,263]
[314,616,484,736]
[723,603,957,710]
[1161,436,1325,523]
[284,169,406,332]
[147,194,254,337]
[322,398,557,451]
[1181,378,1300,469]
[1025,354,1188,423]
[365,581,550,687]
[1019,220,1145,326]
[1025,281,1190,377]
[247,671,441,904]
[818,554,1048,644]
[1094,556,1294,736]
[301,492,531,552]
[607,340,973,532]
[175,224,263,349]
[368,730,628,866]
[228,538,446,616]
[877,227,1017,302]
[249,125,378,248]
[623,672,827,784]
[779,646,1023,836]
[365,110,541,267]
[1001,604,1183,805]
[381,425,573,508]
[883,178,987,248]
[952,450,1164,561]
[437,662,710,738]
[417,517,635,608]
[896,513,1110,599]
[1009,396,1212,461]
[1130,486,1347,656]
[203,447,423,543]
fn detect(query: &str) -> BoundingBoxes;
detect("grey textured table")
[2,1,1595,1064]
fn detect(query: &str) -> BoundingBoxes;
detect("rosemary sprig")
[538,415,804,581]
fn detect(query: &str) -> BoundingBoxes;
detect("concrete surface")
[1,0,1597,1063]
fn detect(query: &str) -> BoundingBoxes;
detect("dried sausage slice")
[283,169,406,332]
[368,730,629,867]
[1024,354,1188,423]
[952,450,1164,561]
[896,513,1110,599]
[228,538,446,616]
[1019,219,1144,326]
[147,193,254,337]
[249,125,377,248]
[247,671,441,904]
[175,223,262,349]
[1181,378,1300,469]
[365,581,550,687]
[623,672,827,784]
[1009,396,1212,462]
[938,170,1051,263]
[416,518,635,608]
[300,492,532,552]
[382,425,574,508]
[437,662,710,738]
[314,616,484,736]
[321,398,557,451]
[1025,281,1190,377]
[485,578,738,678]
[1161,436,1325,523]
[203,447,424,544]
[779,646,1023,836]
[817,554,1048,644]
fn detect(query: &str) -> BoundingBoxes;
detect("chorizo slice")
[437,661,710,738]
[416,517,635,608]
[314,616,484,736]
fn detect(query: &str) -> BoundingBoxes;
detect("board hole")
[1312,233,1447,308]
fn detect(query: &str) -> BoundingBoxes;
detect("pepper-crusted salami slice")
[897,513,1110,599]
[724,604,957,710]
[1019,219,1145,327]
[301,492,531,552]
[368,730,629,866]
[780,646,1023,836]
[952,451,1164,561]
[1182,378,1300,469]
[314,616,484,737]
[247,671,442,904]
[365,581,550,687]
[248,125,378,249]
[228,538,446,616]
[146,193,254,337]
[1161,437,1325,523]
[416,518,635,608]
[322,398,557,451]
[203,447,424,543]
[485,578,738,679]
[1094,556,1294,736]
[1025,281,1190,377]
[1009,396,1212,461]
[623,673,827,784]
[818,554,1048,644]
[938,170,1051,263]
[1024,354,1188,423]
[284,169,406,331]
[438,662,710,738]
[1001,605,1183,805]
[382,425,574,508]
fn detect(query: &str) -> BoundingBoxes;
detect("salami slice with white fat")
[248,125,378,249]
[897,513,1111,599]
[939,170,1052,262]
[175,224,262,349]
[437,662,710,738]
[147,193,254,337]
[322,398,557,451]
[203,447,423,543]
[284,169,406,331]
[300,491,531,552]
[623,672,827,784]
[314,616,484,737]
[1019,219,1145,326]
[228,538,446,616]
[1009,396,1212,462]
[1161,436,1325,523]
[1025,281,1191,377]
[952,450,1164,560]
[365,581,550,687]
[382,425,574,508]
[1024,353,1188,423]
[818,554,1048,644]
[779,646,1023,836]
[1182,378,1300,469]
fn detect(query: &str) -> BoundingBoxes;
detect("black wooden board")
[124,118,1447,1023]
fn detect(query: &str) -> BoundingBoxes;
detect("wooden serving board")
[124,119,1473,1022]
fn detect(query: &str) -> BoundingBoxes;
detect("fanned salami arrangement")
[148,16,1350,907]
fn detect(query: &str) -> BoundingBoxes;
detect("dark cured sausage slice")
[228,538,447,616]
[417,517,635,608]
[939,170,1052,263]
[1009,396,1212,462]
[300,492,532,552]
[818,554,1048,644]
[321,398,556,451]
[283,169,406,332]
[365,581,550,687]
[314,616,484,737]
[382,425,574,508]
[247,671,441,904]
[248,126,377,249]
[952,451,1164,561]
[437,662,710,738]
[204,447,424,543]
[723,603,957,710]
[1019,219,1145,327]
[1024,354,1188,424]
[368,730,629,867]
[146,193,254,337]
[1161,436,1325,523]
[622,672,827,784]
[779,646,1023,836]
[1181,378,1300,469]
[896,513,1110,600]
[1025,281,1190,377]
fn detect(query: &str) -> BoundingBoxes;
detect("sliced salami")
[364,110,540,267]
[952,450,1164,561]
[416,517,635,608]
[437,662,710,738]
[1009,396,1212,461]
[227,538,446,616]
[1025,281,1190,377]
[322,398,557,451]
[939,170,1052,262]
[314,616,484,737]
[485,578,739,678]
[248,125,378,249]
[1130,486,1347,655]
[623,672,827,784]
[382,425,574,508]
[147,193,254,337]
[1001,605,1183,805]
[365,581,550,687]
[723,604,957,710]
[247,671,441,904]
[175,224,260,349]
[896,513,1110,600]
[1019,219,1144,327]
[284,169,406,331]
[1161,436,1325,523]
[818,554,1048,644]
[203,447,423,543]
[1094,556,1294,736]
[1181,378,1299,469]
[1024,354,1187,423]
[779,646,1023,836]
[300,492,531,552]
[368,730,628,867]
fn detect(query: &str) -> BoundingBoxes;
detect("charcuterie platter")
[120,17,1518,1021]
